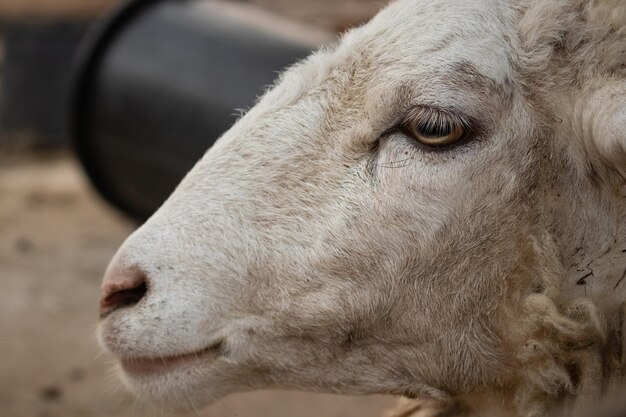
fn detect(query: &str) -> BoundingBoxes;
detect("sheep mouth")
[119,342,224,376]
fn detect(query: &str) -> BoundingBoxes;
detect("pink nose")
[100,267,148,318]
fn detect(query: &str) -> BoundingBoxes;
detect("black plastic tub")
[72,0,321,220]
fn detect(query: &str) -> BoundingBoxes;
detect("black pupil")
[415,120,454,137]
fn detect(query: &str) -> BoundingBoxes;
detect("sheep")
[96,0,626,416]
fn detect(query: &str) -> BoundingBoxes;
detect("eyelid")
[402,106,470,131]
[377,105,480,142]
[401,105,479,137]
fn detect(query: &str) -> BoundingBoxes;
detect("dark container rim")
[69,0,184,220]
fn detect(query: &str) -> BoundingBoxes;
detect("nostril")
[100,271,148,318]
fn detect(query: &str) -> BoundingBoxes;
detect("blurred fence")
[0,19,88,147]
[0,0,118,149]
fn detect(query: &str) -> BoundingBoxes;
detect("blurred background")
[0,0,399,416]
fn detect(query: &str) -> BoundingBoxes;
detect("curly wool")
[512,234,608,417]
[515,0,626,86]
[386,233,617,417]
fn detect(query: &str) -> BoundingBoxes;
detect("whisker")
[374,156,415,169]
[215,397,241,417]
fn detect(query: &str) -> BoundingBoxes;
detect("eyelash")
[388,106,479,151]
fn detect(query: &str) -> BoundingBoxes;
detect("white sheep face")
[98,0,626,415]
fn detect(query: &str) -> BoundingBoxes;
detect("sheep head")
[98,0,626,416]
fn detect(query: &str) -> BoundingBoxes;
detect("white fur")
[99,0,626,416]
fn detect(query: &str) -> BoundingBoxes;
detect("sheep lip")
[119,344,221,376]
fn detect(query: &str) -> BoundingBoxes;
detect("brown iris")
[401,107,467,147]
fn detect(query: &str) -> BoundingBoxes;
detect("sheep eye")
[401,107,467,147]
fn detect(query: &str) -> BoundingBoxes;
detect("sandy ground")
[0,154,398,417]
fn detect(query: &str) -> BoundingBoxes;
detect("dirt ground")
[0,154,398,417]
